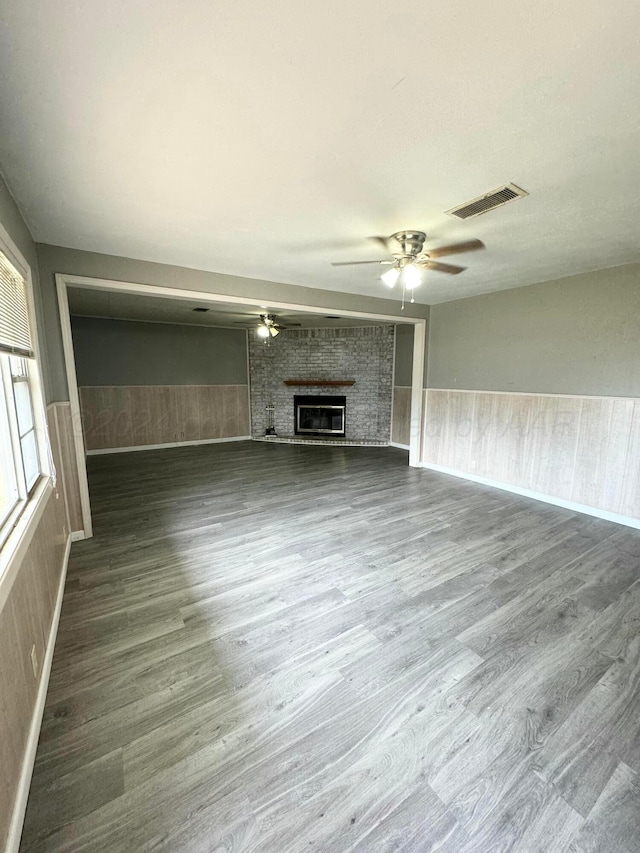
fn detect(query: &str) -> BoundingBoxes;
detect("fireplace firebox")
[294,395,346,438]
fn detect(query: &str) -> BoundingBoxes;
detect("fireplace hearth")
[294,395,346,438]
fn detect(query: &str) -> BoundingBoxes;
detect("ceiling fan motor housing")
[391,231,427,258]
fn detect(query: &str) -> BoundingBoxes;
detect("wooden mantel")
[283,379,356,387]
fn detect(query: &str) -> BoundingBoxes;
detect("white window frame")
[0,220,54,601]
[4,354,41,494]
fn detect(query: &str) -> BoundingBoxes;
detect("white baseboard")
[70,530,86,542]
[389,441,410,450]
[421,463,640,530]
[6,533,72,853]
[86,436,252,456]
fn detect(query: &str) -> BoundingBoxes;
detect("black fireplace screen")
[294,395,346,437]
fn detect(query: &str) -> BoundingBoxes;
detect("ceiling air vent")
[446,183,528,220]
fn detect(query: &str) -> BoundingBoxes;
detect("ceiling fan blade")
[426,239,485,258]
[420,260,466,275]
[369,235,392,251]
[331,260,393,266]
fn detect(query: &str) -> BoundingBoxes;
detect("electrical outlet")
[30,644,39,679]
[470,459,477,470]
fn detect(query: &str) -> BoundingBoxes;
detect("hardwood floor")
[19,442,640,852]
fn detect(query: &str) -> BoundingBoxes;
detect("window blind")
[0,249,34,357]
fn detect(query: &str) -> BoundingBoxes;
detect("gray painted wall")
[0,172,52,400]
[427,263,640,397]
[32,241,640,401]
[394,324,415,386]
[36,243,430,401]
[71,317,248,386]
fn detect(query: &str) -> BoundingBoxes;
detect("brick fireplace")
[248,325,394,442]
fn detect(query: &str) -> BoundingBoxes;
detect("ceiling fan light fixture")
[269,325,279,337]
[331,229,484,306]
[403,263,422,289]
[381,266,400,288]
[257,325,270,338]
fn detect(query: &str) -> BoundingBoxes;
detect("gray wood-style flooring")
[20,442,640,852]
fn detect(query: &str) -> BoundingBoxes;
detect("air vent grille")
[446,183,528,219]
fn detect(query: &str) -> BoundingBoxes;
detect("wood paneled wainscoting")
[391,386,411,448]
[0,404,75,851]
[48,403,84,535]
[79,385,251,453]
[422,389,640,526]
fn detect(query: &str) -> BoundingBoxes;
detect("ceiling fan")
[234,313,300,338]
[331,231,485,305]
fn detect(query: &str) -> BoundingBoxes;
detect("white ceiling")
[1,0,640,304]
[67,287,379,329]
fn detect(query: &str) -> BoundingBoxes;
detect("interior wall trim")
[5,533,71,853]
[389,441,410,450]
[421,462,640,530]
[427,387,638,402]
[55,274,427,473]
[409,323,425,467]
[56,277,93,537]
[85,435,252,456]
[57,273,425,324]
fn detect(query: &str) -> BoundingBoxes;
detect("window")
[0,377,19,527]
[0,244,46,547]
[10,356,40,490]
